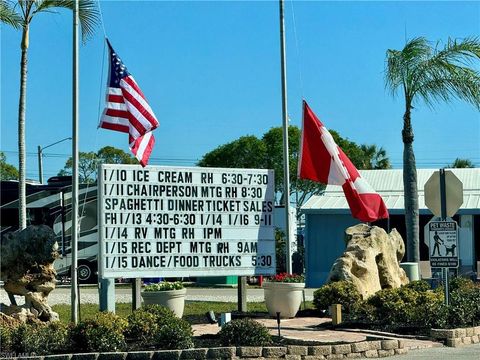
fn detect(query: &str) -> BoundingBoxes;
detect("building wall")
[304,213,357,288]
[459,215,474,270]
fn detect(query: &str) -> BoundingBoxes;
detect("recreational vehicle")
[0,177,99,283]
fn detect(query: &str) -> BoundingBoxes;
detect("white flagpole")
[71,0,80,324]
[279,0,292,273]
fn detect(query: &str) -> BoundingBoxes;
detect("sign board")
[98,164,276,278]
[427,220,459,268]
[424,170,463,217]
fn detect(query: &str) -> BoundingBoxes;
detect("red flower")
[269,273,304,283]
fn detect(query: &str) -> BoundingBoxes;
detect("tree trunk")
[18,25,29,230]
[402,105,420,262]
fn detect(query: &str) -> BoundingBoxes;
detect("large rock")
[327,224,409,299]
[1,225,59,322]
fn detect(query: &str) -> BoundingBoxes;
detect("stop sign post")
[424,169,463,306]
[424,170,463,218]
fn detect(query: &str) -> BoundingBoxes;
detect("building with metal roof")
[301,168,480,288]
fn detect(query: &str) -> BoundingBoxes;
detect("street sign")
[427,220,459,268]
[424,170,463,217]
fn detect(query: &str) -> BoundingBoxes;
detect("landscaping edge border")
[431,326,480,347]
[8,340,407,359]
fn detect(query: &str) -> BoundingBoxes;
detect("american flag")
[99,39,159,166]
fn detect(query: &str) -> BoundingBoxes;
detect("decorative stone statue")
[327,223,409,299]
[1,225,59,322]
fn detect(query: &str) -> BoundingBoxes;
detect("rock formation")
[1,225,59,322]
[327,224,409,299]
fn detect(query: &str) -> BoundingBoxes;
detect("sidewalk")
[192,317,442,350]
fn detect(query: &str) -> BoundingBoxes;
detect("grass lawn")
[52,301,314,324]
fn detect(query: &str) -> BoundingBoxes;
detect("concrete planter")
[141,288,186,317]
[263,282,305,318]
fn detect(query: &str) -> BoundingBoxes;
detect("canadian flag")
[298,100,389,222]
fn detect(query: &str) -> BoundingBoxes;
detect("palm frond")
[385,37,432,99]
[385,49,403,96]
[0,0,22,28]
[417,67,480,110]
[386,37,480,110]
[434,37,480,67]
[32,0,99,42]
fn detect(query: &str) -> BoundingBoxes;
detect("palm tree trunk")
[18,24,29,230]
[402,105,420,262]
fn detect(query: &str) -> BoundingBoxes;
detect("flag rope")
[96,0,108,39]
[289,0,305,101]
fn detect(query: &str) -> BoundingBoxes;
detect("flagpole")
[279,0,292,274]
[71,0,80,324]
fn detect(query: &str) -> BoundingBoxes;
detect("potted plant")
[141,281,186,317]
[263,273,305,318]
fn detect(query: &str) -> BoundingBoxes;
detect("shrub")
[152,317,194,350]
[141,304,177,319]
[70,312,127,352]
[0,320,19,352]
[313,280,361,313]
[349,284,443,331]
[349,301,377,325]
[446,283,480,328]
[427,279,480,329]
[349,280,480,331]
[0,325,14,352]
[404,280,431,292]
[449,276,475,293]
[125,309,158,344]
[126,304,193,350]
[11,322,69,355]
[218,318,272,346]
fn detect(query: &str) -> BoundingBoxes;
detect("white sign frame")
[98,164,276,278]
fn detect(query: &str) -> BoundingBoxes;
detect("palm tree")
[1,0,98,229]
[448,158,475,168]
[385,37,480,262]
[360,144,391,170]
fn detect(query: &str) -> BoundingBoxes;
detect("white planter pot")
[263,282,305,318]
[141,288,186,317]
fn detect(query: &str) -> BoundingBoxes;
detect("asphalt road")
[390,343,480,359]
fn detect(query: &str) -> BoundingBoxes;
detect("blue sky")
[1,1,479,181]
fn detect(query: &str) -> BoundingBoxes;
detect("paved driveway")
[0,286,316,305]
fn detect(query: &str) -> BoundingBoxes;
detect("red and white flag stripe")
[131,132,155,167]
[298,100,389,222]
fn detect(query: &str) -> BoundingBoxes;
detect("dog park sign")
[428,220,458,268]
[98,164,276,278]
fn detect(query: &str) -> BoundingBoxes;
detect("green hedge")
[313,280,362,313]
[218,318,272,346]
[349,278,480,331]
[125,304,193,350]
[11,322,69,355]
[70,312,128,352]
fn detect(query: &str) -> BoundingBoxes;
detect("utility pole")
[37,137,71,184]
